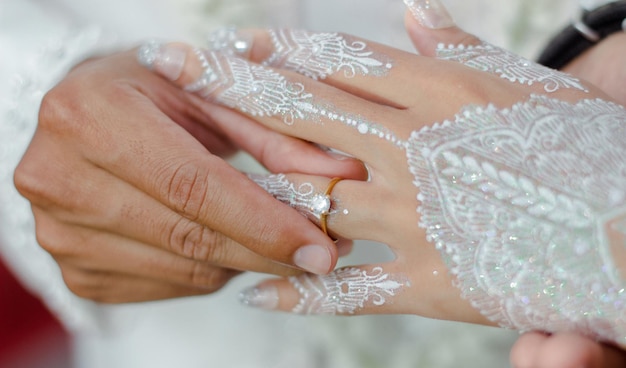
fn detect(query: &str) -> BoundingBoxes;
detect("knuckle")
[33,218,74,257]
[167,218,222,261]
[13,159,46,203]
[63,269,119,303]
[186,263,235,290]
[38,86,81,135]
[61,268,99,300]
[162,162,217,221]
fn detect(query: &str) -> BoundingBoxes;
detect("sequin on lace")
[407,95,626,344]
[436,42,588,93]
[289,267,405,315]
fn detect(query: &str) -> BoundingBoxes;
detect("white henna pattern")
[207,27,252,57]
[185,49,312,125]
[186,50,404,146]
[264,29,393,80]
[289,267,405,315]
[436,42,588,93]
[407,95,626,344]
[248,173,344,220]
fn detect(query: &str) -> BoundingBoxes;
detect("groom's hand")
[14,49,366,303]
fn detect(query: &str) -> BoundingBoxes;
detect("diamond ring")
[309,177,343,237]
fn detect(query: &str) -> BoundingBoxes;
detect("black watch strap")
[537,0,626,69]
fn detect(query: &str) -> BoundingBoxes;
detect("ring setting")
[310,177,343,237]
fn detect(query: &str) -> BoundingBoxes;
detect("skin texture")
[13,49,367,303]
[145,9,626,358]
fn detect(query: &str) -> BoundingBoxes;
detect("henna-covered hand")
[140,0,626,350]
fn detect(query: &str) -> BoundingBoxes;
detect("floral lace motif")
[264,29,393,80]
[289,267,405,315]
[407,95,626,344]
[436,42,588,93]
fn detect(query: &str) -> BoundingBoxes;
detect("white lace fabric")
[0,26,115,332]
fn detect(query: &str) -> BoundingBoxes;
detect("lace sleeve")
[0,27,118,333]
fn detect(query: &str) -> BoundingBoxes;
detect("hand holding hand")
[142,0,626,347]
[14,48,366,303]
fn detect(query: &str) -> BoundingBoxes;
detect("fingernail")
[207,27,253,58]
[326,150,352,161]
[403,0,455,29]
[239,285,279,310]
[137,40,187,81]
[294,244,332,275]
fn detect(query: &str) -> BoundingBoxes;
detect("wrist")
[537,0,626,69]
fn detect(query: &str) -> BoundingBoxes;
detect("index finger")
[54,60,339,275]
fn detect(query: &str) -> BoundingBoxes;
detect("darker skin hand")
[14,49,366,303]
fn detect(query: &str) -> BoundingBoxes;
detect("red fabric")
[0,256,70,365]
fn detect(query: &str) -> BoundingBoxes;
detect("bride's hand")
[140,0,626,345]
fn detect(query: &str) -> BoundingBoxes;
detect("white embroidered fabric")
[0,27,110,332]
[407,94,626,344]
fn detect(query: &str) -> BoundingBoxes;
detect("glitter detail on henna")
[289,267,406,315]
[205,27,393,80]
[248,173,346,220]
[407,94,626,344]
[436,42,588,93]
[264,29,393,80]
[185,50,405,146]
[207,27,253,57]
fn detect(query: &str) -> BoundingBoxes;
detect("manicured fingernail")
[326,150,352,161]
[294,244,332,275]
[207,27,253,57]
[137,41,187,81]
[239,285,279,310]
[403,0,455,29]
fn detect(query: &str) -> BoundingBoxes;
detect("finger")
[22,140,299,276]
[402,0,589,94]
[140,41,409,158]
[402,0,476,56]
[534,333,626,368]
[248,172,414,243]
[59,265,219,303]
[206,27,404,107]
[238,264,409,316]
[34,209,303,291]
[42,68,340,275]
[336,238,354,257]
[195,102,368,179]
[509,332,549,368]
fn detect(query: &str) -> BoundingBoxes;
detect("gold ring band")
[320,177,343,237]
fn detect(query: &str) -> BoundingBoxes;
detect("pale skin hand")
[13,48,367,303]
[148,18,623,324]
[510,32,626,368]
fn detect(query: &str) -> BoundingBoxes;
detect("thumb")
[402,0,480,56]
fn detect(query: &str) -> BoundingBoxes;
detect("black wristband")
[537,0,626,69]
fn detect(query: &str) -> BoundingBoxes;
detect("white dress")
[0,0,594,367]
